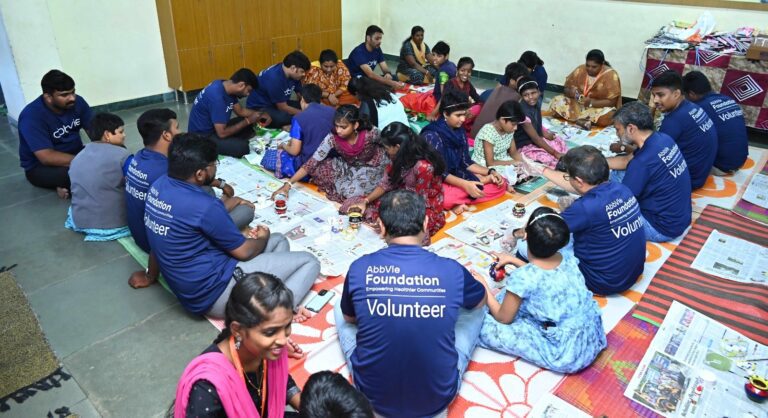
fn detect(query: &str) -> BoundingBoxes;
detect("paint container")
[513,203,526,218]
[348,207,363,230]
[274,194,287,215]
[745,375,768,403]
[488,262,506,282]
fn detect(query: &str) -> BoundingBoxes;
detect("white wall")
[46,0,169,108]
[344,0,768,97]
[0,0,63,121]
[341,0,380,57]
[0,0,169,121]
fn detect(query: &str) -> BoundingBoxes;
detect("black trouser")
[258,101,301,129]
[25,165,70,190]
[212,117,256,158]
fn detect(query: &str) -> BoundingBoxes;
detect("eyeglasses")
[206,161,220,169]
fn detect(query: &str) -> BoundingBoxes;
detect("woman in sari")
[396,25,435,85]
[271,105,388,204]
[302,49,358,107]
[422,90,507,214]
[549,49,622,128]
[174,272,301,418]
[340,122,446,245]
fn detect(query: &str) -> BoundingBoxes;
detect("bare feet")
[451,204,470,215]
[56,187,70,199]
[293,306,313,323]
[128,270,157,289]
[287,338,305,359]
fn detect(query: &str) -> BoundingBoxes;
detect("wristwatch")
[217,178,226,188]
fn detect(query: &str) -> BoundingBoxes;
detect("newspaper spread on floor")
[742,173,768,209]
[624,301,767,417]
[690,229,768,285]
[528,393,591,418]
[446,200,542,253]
[284,206,386,276]
[216,157,386,276]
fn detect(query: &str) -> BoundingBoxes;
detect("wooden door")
[239,0,270,42]
[271,36,298,63]
[206,0,242,45]
[211,44,243,79]
[169,0,211,50]
[243,40,272,73]
[178,48,212,91]
[264,0,298,38]
[298,32,324,63]
[321,29,342,56]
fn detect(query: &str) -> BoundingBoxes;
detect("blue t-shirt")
[695,93,748,172]
[125,148,168,253]
[433,61,457,101]
[346,42,385,78]
[623,132,692,238]
[18,95,92,170]
[145,176,245,314]
[562,182,646,295]
[340,244,484,417]
[659,100,717,189]
[246,64,300,109]
[188,80,238,135]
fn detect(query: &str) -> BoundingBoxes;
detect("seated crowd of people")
[15,22,750,418]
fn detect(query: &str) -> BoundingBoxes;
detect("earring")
[235,336,242,350]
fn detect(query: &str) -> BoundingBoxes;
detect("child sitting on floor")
[399,41,455,120]
[476,206,606,373]
[444,57,483,138]
[471,100,526,191]
[515,76,568,168]
[66,112,132,241]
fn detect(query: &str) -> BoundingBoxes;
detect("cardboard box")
[746,35,768,61]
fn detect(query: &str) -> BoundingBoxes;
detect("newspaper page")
[445,200,542,253]
[690,229,768,285]
[624,301,767,417]
[742,173,768,209]
[287,207,386,276]
[528,393,591,418]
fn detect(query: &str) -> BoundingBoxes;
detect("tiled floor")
[1,69,766,417]
[0,100,213,418]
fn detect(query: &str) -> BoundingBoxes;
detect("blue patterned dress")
[479,252,607,373]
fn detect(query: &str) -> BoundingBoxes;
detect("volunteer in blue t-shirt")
[126,112,257,289]
[246,51,310,129]
[335,189,485,417]
[188,68,270,158]
[607,102,692,242]
[682,70,748,175]
[651,71,717,189]
[144,133,319,318]
[347,25,405,90]
[534,146,646,295]
[276,84,335,178]
[17,70,92,198]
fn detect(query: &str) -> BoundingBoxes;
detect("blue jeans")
[333,301,484,389]
[610,170,677,243]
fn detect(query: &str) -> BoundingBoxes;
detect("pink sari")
[174,350,289,418]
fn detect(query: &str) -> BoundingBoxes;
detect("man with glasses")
[525,145,646,295]
[144,133,320,321]
[126,109,254,289]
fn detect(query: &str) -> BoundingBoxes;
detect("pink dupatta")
[173,350,289,418]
